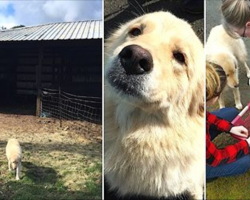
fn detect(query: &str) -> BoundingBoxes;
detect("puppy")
[105,11,205,199]
[206,24,250,110]
[6,138,22,180]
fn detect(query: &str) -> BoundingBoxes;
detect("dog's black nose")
[119,45,153,75]
[234,84,239,88]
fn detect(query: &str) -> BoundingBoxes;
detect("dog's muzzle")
[119,45,153,75]
[107,45,153,97]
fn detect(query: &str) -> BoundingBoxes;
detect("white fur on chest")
[105,103,204,197]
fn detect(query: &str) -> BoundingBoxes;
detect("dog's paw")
[16,177,20,180]
[236,103,243,110]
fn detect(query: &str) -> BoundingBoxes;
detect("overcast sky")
[0,0,102,29]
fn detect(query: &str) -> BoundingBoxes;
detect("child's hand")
[230,126,248,138]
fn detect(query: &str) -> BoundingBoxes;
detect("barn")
[0,20,102,123]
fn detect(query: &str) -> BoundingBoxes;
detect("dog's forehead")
[131,12,187,26]
[125,11,194,39]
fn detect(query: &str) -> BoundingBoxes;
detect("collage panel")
[0,1,102,200]
[104,0,204,200]
[6,0,250,200]
[206,0,250,199]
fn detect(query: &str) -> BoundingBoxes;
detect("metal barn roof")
[0,20,102,41]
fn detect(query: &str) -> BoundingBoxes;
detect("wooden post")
[36,46,43,117]
[58,55,63,127]
[59,86,62,127]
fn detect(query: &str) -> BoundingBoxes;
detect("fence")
[40,88,102,141]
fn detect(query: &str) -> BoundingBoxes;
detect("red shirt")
[206,111,250,166]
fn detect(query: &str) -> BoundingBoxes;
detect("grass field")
[0,113,102,200]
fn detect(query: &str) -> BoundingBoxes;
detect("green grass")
[207,171,250,200]
[0,142,102,200]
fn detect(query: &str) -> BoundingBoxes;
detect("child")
[206,62,250,180]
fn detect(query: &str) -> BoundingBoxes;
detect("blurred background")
[105,0,204,42]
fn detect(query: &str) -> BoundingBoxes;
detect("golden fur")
[6,138,22,180]
[105,11,205,199]
[206,24,250,109]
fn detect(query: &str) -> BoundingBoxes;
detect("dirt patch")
[0,113,102,146]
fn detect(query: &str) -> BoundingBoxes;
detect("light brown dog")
[105,11,205,199]
[6,138,22,180]
[206,24,250,109]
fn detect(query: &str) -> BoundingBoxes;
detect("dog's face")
[221,59,239,89]
[105,11,204,114]
[224,65,239,88]
[10,159,18,170]
[208,52,239,88]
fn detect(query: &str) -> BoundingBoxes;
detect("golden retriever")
[104,11,205,199]
[6,138,22,180]
[206,25,250,110]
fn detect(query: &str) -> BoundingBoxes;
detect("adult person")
[206,62,250,180]
[221,0,250,38]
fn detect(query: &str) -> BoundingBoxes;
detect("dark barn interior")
[0,21,102,116]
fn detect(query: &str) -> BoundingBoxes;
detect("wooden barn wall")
[0,39,102,101]
[0,49,17,100]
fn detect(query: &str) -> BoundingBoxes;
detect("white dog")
[206,24,250,109]
[105,11,205,199]
[6,138,22,180]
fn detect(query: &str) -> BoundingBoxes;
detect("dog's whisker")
[127,1,144,16]
[145,0,150,14]
[134,0,146,14]
[123,10,140,18]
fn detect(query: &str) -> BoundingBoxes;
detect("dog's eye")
[226,74,229,77]
[173,52,186,65]
[129,27,142,37]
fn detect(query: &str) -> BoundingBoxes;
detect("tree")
[11,25,25,29]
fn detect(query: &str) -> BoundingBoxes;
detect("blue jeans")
[207,107,250,179]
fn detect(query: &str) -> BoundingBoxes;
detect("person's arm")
[207,112,233,132]
[206,135,250,166]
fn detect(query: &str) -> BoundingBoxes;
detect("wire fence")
[40,88,102,141]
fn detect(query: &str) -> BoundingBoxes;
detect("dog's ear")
[105,25,128,55]
[188,76,204,117]
[233,57,238,70]
[187,44,204,117]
